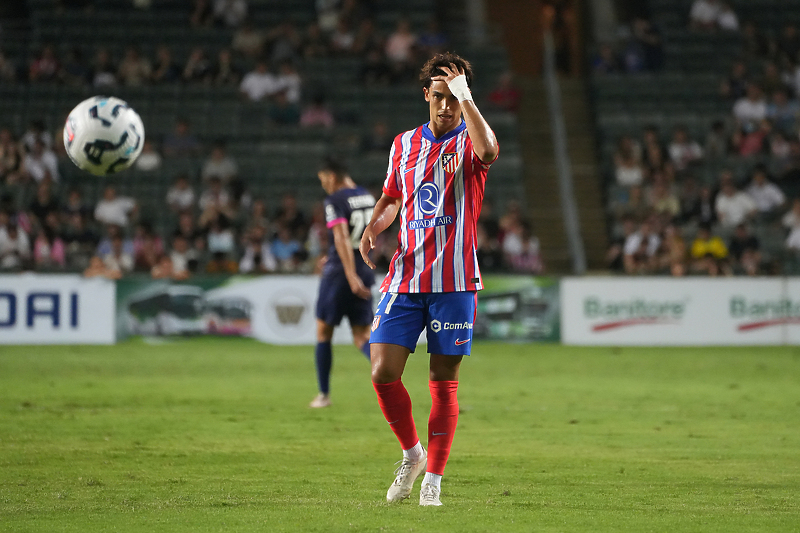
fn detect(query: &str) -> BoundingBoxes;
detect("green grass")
[1,340,799,532]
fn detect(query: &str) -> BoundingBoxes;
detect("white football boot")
[419,483,442,506]
[386,449,427,502]
[309,393,331,408]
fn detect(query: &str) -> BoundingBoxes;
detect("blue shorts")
[315,270,374,327]
[369,292,477,355]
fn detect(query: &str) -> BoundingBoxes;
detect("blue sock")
[315,342,332,395]
[360,342,371,361]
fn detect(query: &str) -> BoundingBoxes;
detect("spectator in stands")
[246,198,271,234]
[169,234,199,276]
[716,178,757,228]
[766,88,799,135]
[623,219,661,274]
[274,61,302,105]
[656,223,687,276]
[206,213,236,255]
[782,197,800,230]
[631,16,663,71]
[385,18,417,81]
[418,18,448,57]
[0,130,23,186]
[668,127,703,172]
[274,192,307,240]
[62,188,91,221]
[83,255,122,280]
[733,83,768,133]
[95,186,137,227]
[0,49,18,82]
[199,177,235,226]
[182,46,212,83]
[63,212,97,270]
[303,22,329,59]
[746,165,786,218]
[689,0,723,31]
[315,0,341,33]
[162,118,201,157]
[304,202,327,264]
[102,233,134,274]
[704,120,729,160]
[330,18,356,55]
[91,47,118,88]
[717,3,739,32]
[60,47,90,86]
[352,18,382,57]
[741,21,771,60]
[134,139,162,171]
[151,45,181,84]
[648,180,680,220]
[779,24,800,65]
[690,222,730,276]
[611,184,649,221]
[731,118,771,157]
[239,226,277,273]
[190,0,213,28]
[21,120,52,154]
[209,48,241,86]
[231,20,265,58]
[614,135,643,187]
[133,224,163,272]
[360,48,392,85]
[591,43,619,74]
[0,216,30,271]
[239,60,278,102]
[28,45,59,83]
[728,223,761,275]
[502,219,543,274]
[213,0,247,28]
[23,139,59,183]
[269,92,301,125]
[117,46,151,86]
[267,20,303,65]
[29,183,59,225]
[202,142,238,183]
[166,174,196,213]
[174,211,206,254]
[606,216,636,272]
[720,60,749,100]
[487,72,522,113]
[272,224,303,271]
[300,93,335,129]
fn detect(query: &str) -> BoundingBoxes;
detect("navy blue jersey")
[323,186,376,277]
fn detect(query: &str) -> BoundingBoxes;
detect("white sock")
[422,472,442,489]
[403,441,424,462]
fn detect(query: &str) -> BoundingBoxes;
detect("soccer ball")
[63,96,145,176]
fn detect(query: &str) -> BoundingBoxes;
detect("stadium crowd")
[0,121,542,279]
[597,1,800,276]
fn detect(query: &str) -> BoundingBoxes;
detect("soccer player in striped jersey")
[310,157,376,408]
[359,52,499,506]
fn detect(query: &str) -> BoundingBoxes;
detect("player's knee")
[371,364,399,384]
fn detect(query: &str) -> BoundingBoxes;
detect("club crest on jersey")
[371,315,381,332]
[441,152,459,174]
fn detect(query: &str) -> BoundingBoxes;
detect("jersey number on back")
[349,207,374,248]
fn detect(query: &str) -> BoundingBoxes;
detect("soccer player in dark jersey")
[359,52,498,506]
[310,157,377,408]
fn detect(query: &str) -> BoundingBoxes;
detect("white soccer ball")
[63,96,145,176]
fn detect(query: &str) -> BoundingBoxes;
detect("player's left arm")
[331,222,371,300]
[433,64,499,164]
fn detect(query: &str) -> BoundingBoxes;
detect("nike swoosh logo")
[455,339,469,346]
[388,419,399,425]
[432,432,448,436]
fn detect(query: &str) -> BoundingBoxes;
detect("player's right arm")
[360,193,400,269]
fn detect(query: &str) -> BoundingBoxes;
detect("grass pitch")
[1,339,799,532]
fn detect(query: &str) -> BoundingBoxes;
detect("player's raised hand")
[431,63,465,85]
[360,226,376,269]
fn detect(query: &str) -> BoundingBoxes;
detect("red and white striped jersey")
[380,121,497,293]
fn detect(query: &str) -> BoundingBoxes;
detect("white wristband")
[448,74,473,102]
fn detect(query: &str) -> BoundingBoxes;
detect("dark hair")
[419,52,474,89]
[319,156,348,181]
